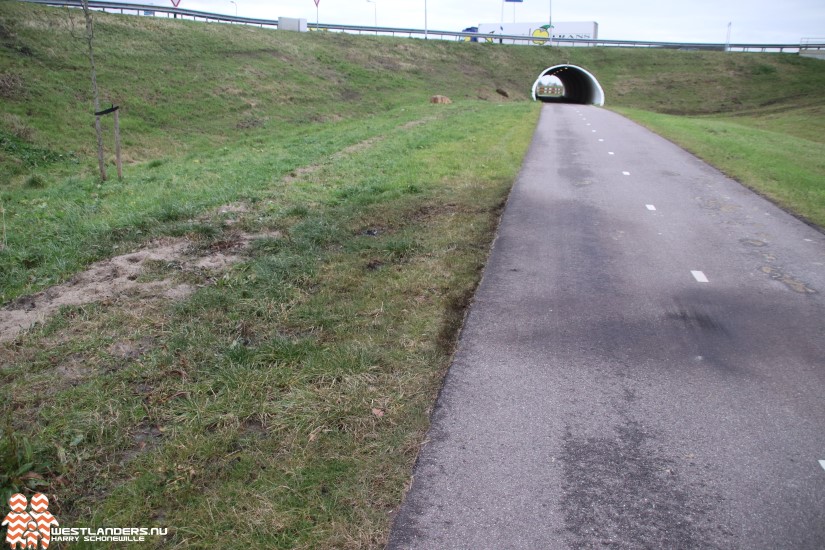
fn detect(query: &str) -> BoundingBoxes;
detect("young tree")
[80,0,107,181]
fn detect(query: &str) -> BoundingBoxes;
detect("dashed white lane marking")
[646,205,656,211]
[598,138,605,142]
[692,271,709,283]
[805,238,813,242]
[819,460,825,472]
[608,152,615,155]
[622,171,631,176]
[592,130,597,133]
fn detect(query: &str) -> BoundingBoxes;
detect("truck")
[474,21,598,45]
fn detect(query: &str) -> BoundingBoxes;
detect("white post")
[726,22,732,52]
[500,0,504,35]
[424,0,428,39]
[366,0,376,28]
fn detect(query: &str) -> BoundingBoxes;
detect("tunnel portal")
[531,65,605,106]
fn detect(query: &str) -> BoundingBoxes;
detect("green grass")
[1,3,822,304]
[2,1,825,547]
[2,2,824,169]
[1,96,538,547]
[0,108,434,301]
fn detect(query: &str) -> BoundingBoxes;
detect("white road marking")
[608,152,615,155]
[692,271,709,283]
[805,238,813,242]
[598,138,605,142]
[622,171,631,176]
[820,460,825,472]
[592,130,597,133]
[646,205,656,211]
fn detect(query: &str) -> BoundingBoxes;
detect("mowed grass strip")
[615,107,825,228]
[0,101,538,548]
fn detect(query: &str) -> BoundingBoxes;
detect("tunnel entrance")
[531,65,605,106]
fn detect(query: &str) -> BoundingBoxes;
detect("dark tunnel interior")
[532,65,605,106]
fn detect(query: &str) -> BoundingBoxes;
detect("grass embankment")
[2,4,541,547]
[2,100,536,548]
[1,1,825,547]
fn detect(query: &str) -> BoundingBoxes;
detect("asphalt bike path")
[388,103,825,549]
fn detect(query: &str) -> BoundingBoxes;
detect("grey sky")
[137,0,824,44]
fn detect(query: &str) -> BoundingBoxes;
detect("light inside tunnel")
[531,65,605,106]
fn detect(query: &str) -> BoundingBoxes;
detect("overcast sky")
[136,0,824,44]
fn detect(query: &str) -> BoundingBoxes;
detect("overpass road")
[389,104,825,549]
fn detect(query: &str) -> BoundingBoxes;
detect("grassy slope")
[1,2,825,548]
[2,4,823,302]
[2,3,824,157]
[2,101,536,548]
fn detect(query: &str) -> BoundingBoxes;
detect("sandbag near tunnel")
[532,65,605,106]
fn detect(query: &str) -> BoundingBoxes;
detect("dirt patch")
[400,118,434,130]
[109,336,156,360]
[121,422,165,465]
[193,232,276,270]
[215,202,250,216]
[236,117,264,130]
[0,231,280,343]
[56,353,95,384]
[309,113,344,124]
[0,72,23,100]
[284,164,323,183]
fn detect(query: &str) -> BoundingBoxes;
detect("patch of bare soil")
[0,230,280,343]
[0,72,23,99]
[400,117,436,130]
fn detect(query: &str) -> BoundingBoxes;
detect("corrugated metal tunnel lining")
[531,64,605,106]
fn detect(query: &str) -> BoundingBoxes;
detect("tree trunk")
[81,0,107,181]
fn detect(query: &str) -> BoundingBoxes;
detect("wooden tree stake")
[114,108,122,180]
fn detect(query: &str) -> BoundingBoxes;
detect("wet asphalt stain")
[559,419,732,549]
[665,307,728,335]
